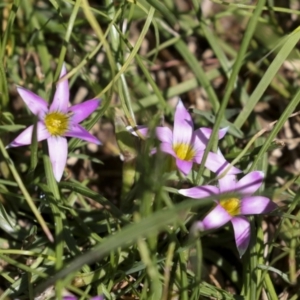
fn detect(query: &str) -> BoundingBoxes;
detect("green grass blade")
[34,196,212,293]
[196,0,267,184]
[249,88,300,171]
[234,27,300,128]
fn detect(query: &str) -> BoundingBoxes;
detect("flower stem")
[42,142,64,299]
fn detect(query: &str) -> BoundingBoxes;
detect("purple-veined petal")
[201,204,232,230]
[192,131,206,152]
[176,158,193,175]
[192,149,204,164]
[172,99,194,146]
[156,126,173,143]
[160,142,176,157]
[241,196,277,215]
[16,86,48,118]
[218,175,238,194]
[218,127,228,139]
[231,216,251,257]
[7,122,50,148]
[69,99,100,124]
[236,171,264,195]
[126,125,148,138]
[178,185,219,199]
[47,136,68,181]
[65,124,101,145]
[194,127,228,144]
[205,151,241,175]
[192,127,228,153]
[50,63,69,113]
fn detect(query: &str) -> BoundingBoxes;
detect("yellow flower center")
[173,143,195,161]
[44,112,69,136]
[220,198,240,216]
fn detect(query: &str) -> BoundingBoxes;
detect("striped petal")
[16,86,48,118]
[236,171,264,195]
[241,196,277,215]
[176,158,193,175]
[192,132,206,152]
[194,127,228,145]
[65,124,101,145]
[69,99,100,124]
[218,175,238,194]
[201,204,232,230]
[50,63,69,113]
[205,151,241,175]
[192,150,204,164]
[172,99,193,146]
[47,136,68,181]
[160,142,176,157]
[156,126,173,143]
[231,216,251,257]
[7,122,50,148]
[178,185,219,199]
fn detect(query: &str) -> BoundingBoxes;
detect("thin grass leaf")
[234,26,300,128]
[249,87,300,171]
[34,196,212,293]
[0,124,26,132]
[196,0,267,185]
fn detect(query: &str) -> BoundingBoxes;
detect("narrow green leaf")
[0,124,26,132]
[35,196,212,293]
[234,27,300,128]
[249,88,300,171]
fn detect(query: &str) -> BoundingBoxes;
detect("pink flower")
[179,171,277,257]
[128,100,240,175]
[7,64,100,181]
